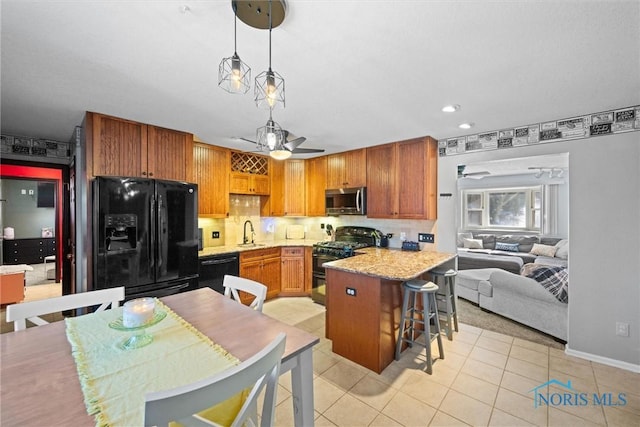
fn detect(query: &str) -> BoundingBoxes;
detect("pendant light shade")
[218,10,251,94]
[255,69,285,109]
[256,113,291,160]
[254,0,285,109]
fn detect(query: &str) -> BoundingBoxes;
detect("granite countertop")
[323,247,457,281]
[198,239,318,257]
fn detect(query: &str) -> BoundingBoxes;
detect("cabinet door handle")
[142,171,147,176]
[149,172,154,177]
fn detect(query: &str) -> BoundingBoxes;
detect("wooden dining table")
[0,288,319,426]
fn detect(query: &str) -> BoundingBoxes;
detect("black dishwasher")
[198,252,240,294]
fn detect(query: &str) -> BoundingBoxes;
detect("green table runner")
[65,299,240,426]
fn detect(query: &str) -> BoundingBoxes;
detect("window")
[462,186,541,231]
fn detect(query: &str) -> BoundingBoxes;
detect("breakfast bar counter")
[323,247,456,281]
[323,248,456,373]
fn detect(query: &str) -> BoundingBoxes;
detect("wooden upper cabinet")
[146,125,193,181]
[261,159,305,217]
[193,143,230,217]
[262,159,285,216]
[283,159,306,216]
[229,172,270,195]
[305,156,327,216]
[229,151,270,195]
[326,149,366,189]
[90,113,146,177]
[366,137,437,219]
[366,143,398,218]
[397,137,437,219]
[88,112,193,181]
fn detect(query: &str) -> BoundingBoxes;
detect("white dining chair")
[223,275,268,312]
[144,332,286,427]
[6,286,125,331]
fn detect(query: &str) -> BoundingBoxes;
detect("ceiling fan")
[236,130,325,155]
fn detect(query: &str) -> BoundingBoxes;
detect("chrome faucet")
[243,220,255,244]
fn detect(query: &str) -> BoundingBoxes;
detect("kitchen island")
[323,247,456,373]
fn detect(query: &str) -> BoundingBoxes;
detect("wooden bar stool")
[395,279,444,374]
[431,268,459,340]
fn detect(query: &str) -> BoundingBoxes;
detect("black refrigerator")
[93,176,199,299]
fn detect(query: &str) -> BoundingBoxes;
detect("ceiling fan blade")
[291,147,325,154]
[284,136,306,151]
[237,137,258,145]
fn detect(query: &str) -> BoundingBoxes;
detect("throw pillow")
[457,232,474,247]
[495,242,520,252]
[555,239,569,259]
[463,238,484,249]
[530,243,558,257]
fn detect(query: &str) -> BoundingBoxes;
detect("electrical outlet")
[418,233,435,243]
[211,231,220,239]
[616,322,630,337]
[400,232,407,241]
[320,223,325,229]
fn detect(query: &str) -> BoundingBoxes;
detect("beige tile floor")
[6,287,639,426]
[262,297,640,427]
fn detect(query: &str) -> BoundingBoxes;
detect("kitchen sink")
[237,243,266,248]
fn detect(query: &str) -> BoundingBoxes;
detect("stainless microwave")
[325,187,366,216]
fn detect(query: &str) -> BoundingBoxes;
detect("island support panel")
[325,268,404,373]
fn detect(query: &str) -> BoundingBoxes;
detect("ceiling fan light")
[270,149,292,160]
[256,114,287,155]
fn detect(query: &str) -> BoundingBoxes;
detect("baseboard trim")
[565,346,640,373]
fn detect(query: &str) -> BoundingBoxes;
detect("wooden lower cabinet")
[239,248,281,303]
[280,247,305,296]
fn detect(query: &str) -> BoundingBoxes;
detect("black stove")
[311,226,378,304]
[312,241,370,258]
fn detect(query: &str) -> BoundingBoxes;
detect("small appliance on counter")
[372,230,392,248]
[286,225,305,239]
[325,224,334,241]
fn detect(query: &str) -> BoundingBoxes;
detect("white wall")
[437,132,640,368]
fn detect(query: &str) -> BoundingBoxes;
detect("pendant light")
[256,111,291,160]
[218,3,251,94]
[254,0,285,109]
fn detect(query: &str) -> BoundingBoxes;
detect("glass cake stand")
[108,311,167,350]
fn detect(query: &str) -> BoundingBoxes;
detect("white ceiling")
[1,1,639,157]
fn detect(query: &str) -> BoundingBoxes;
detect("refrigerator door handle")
[150,194,157,276]
[157,195,164,277]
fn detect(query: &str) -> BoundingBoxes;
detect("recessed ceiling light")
[459,122,474,129]
[442,104,460,113]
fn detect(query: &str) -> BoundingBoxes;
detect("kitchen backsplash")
[199,195,437,249]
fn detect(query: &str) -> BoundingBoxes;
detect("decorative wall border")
[438,105,640,157]
[1,134,70,161]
